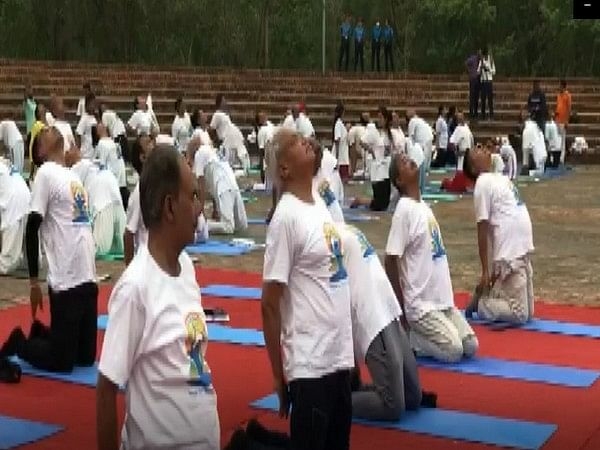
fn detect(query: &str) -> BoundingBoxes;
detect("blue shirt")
[340,22,351,39]
[372,25,382,41]
[383,26,394,43]
[354,25,365,42]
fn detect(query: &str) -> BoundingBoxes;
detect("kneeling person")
[463,145,535,324]
[385,153,478,363]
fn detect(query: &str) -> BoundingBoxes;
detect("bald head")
[34,127,64,167]
[271,129,316,188]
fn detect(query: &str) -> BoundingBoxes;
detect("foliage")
[0,0,597,76]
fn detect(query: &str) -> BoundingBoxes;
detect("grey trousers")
[352,320,422,421]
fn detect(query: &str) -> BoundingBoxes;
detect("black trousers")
[384,43,394,71]
[480,81,494,118]
[21,282,98,373]
[469,79,480,118]
[370,179,391,211]
[338,38,350,71]
[115,134,130,163]
[120,186,130,209]
[289,370,352,450]
[354,41,364,72]
[371,41,381,72]
[258,147,265,183]
[431,147,447,168]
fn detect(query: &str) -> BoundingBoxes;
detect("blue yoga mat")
[201,284,262,299]
[417,356,598,388]
[467,312,600,339]
[0,416,63,450]
[9,357,100,388]
[185,240,251,256]
[247,218,267,225]
[251,394,556,450]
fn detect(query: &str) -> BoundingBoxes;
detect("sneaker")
[246,418,290,447]
[0,327,26,358]
[421,390,438,408]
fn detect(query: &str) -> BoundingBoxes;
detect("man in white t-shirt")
[385,153,478,362]
[127,96,159,137]
[333,104,350,182]
[191,109,213,148]
[172,98,192,154]
[256,112,275,187]
[100,104,129,163]
[499,136,517,180]
[97,145,219,450]
[341,224,433,421]
[522,118,547,177]
[209,94,250,172]
[0,158,31,274]
[448,113,474,171]
[347,113,370,177]
[0,127,98,373]
[93,123,128,207]
[49,96,77,154]
[71,154,126,256]
[545,114,561,168]
[463,146,535,324]
[75,93,98,160]
[262,128,354,450]
[124,136,155,266]
[406,110,434,191]
[0,119,24,173]
[292,104,315,138]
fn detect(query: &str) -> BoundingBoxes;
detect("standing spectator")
[555,79,571,165]
[371,21,382,72]
[383,20,394,72]
[23,83,36,135]
[527,80,547,132]
[338,14,352,71]
[465,49,481,120]
[354,18,365,73]
[478,47,495,120]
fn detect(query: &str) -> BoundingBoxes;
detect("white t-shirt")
[500,143,517,180]
[126,183,148,252]
[0,120,23,148]
[53,120,76,153]
[449,124,474,153]
[76,113,98,159]
[263,193,354,381]
[209,111,229,141]
[128,110,155,136]
[408,116,434,146]
[257,122,275,171]
[473,173,534,263]
[95,137,126,187]
[87,166,123,217]
[406,140,425,168]
[295,113,315,138]
[76,97,85,117]
[99,246,219,450]
[193,145,218,178]
[386,197,454,322]
[334,118,350,165]
[347,124,366,157]
[491,154,505,174]
[435,116,449,149]
[102,110,126,138]
[191,128,213,147]
[45,112,55,127]
[342,224,402,362]
[30,161,96,291]
[172,113,192,154]
[313,153,345,225]
[361,124,390,182]
[281,114,296,130]
[545,120,561,153]
[0,163,31,231]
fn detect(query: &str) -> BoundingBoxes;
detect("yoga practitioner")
[93,123,129,207]
[0,118,25,173]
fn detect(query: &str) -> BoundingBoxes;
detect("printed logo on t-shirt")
[323,223,348,282]
[347,225,375,258]
[318,180,336,207]
[70,181,90,224]
[428,216,446,260]
[184,312,212,389]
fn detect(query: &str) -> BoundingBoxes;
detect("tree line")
[0,0,598,76]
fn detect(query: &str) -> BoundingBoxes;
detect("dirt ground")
[1,166,599,310]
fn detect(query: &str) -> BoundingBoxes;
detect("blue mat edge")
[0,416,63,450]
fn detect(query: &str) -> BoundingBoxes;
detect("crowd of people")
[0,73,571,449]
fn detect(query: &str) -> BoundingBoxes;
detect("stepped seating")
[0,59,598,162]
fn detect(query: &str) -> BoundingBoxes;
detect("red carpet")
[0,267,599,449]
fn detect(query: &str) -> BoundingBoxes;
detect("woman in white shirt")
[333,103,350,183]
[171,98,192,154]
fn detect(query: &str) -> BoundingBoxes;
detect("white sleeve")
[262,211,294,284]
[126,186,142,233]
[334,120,343,142]
[75,116,86,137]
[473,177,492,223]
[209,112,219,130]
[193,150,208,177]
[30,168,50,218]
[385,207,410,258]
[98,281,145,386]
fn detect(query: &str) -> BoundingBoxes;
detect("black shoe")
[246,418,291,447]
[0,327,26,358]
[224,429,249,450]
[421,390,438,408]
[0,357,22,384]
[29,320,49,340]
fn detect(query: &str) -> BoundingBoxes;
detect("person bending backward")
[1,127,98,373]
[384,153,478,363]
[341,224,426,421]
[463,146,535,324]
[97,145,219,450]
[123,135,155,266]
[261,128,354,450]
[93,123,129,207]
